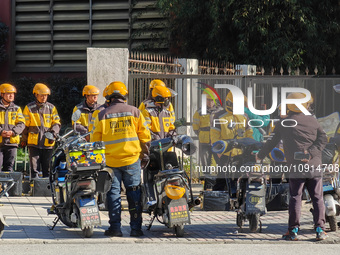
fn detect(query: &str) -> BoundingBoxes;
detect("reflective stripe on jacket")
[88,103,107,134]
[92,99,151,167]
[139,100,175,124]
[72,101,99,135]
[142,105,175,140]
[22,102,61,149]
[0,101,25,146]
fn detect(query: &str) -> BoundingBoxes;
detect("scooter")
[322,166,340,231]
[0,175,14,238]
[142,135,199,237]
[47,111,112,237]
[212,137,266,232]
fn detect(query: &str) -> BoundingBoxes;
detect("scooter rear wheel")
[174,224,184,237]
[328,215,337,231]
[248,213,260,233]
[82,226,94,238]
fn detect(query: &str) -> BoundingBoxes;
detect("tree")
[156,0,340,73]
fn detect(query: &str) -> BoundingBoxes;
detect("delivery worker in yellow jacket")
[0,83,25,172]
[22,83,61,178]
[88,85,110,134]
[141,85,176,140]
[72,85,100,139]
[193,88,223,168]
[210,91,253,191]
[92,81,151,238]
[138,79,175,123]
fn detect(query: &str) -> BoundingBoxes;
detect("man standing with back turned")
[92,81,151,237]
[256,92,327,241]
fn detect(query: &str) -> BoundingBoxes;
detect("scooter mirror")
[72,109,81,132]
[72,109,81,122]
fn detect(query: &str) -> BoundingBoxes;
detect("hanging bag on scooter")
[96,168,113,193]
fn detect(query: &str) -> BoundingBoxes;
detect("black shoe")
[130,229,144,237]
[104,229,123,237]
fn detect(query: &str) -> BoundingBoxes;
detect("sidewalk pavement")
[1,184,340,244]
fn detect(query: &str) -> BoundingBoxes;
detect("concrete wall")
[87,48,129,104]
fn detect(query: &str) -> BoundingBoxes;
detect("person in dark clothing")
[256,92,327,241]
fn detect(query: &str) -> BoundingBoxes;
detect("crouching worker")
[91,81,151,237]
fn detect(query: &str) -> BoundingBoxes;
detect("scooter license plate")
[323,184,334,192]
[168,197,190,226]
[79,205,101,228]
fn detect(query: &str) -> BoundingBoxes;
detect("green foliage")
[174,117,186,128]
[0,22,9,63]
[181,155,199,182]
[156,0,340,73]
[9,75,86,129]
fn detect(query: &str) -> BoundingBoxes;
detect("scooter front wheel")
[248,213,260,233]
[82,226,94,238]
[236,213,244,228]
[174,224,184,237]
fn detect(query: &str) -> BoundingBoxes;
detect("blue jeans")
[107,159,142,231]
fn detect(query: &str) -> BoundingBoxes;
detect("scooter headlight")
[164,184,185,200]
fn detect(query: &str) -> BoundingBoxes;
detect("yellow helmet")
[102,85,109,98]
[203,88,217,100]
[149,79,166,90]
[226,91,233,113]
[152,86,171,98]
[105,81,128,100]
[287,92,313,113]
[33,83,50,95]
[164,184,186,200]
[82,85,99,96]
[0,83,17,94]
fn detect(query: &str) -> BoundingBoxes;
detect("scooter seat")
[157,169,183,177]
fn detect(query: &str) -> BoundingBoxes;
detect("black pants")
[28,147,53,178]
[199,143,213,168]
[0,146,17,172]
[288,178,325,231]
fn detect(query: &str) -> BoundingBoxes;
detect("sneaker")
[316,227,327,241]
[282,227,299,241]
[130,229,144,237]
[104,229,123,237]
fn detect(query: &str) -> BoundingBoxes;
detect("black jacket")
[258,112,327,178]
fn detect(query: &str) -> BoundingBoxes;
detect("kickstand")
[146,215,156,230]
[49,216,60,230]
[259,219,262,233]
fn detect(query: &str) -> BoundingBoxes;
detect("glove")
[20,141,27,148]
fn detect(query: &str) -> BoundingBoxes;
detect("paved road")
[1,243,340,255]
[1,194,340,245]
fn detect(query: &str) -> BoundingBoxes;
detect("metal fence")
[128,74,340,121]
